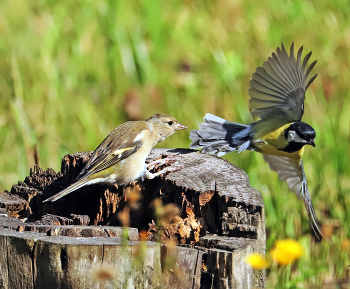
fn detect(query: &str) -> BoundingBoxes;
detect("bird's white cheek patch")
[288,130,307,143]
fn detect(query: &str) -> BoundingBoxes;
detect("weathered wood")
[0,192,27,218]
[0,229,9,288]
[33,213,91,226]
[161,245,205,289]
[34,235,106,288]
[203,241,265,289]
[0,229,45,289]
[0,148,266,288]
[0,228,206,289]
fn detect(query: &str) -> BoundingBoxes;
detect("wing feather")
[249,85,287,100]
[282,43,300,88]
[271,52,296,89]
[83,144,141,178]
[254,67,290,95]
[263,155,324,239]
[75,122,148,180]
[249,43,317,122]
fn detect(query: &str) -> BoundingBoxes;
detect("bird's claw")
[157,165,184,177]
[146,155,177,170]
[145,163,183,180]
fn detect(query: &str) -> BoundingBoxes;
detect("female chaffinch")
[43,114,187,202]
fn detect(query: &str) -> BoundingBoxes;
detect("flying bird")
[190,43,324,239]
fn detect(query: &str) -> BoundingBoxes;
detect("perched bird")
[190,43,324,239]
[43,114,187,202]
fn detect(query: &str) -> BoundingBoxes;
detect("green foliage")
[1,0,350,287]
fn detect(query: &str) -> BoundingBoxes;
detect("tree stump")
[0,148,265,289]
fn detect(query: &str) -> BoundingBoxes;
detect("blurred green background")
[1,0,349,287]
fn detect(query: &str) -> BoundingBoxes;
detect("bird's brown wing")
[76,121,148,180]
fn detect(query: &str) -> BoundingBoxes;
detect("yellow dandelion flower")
[270,239,304,265]
[245,253,269,269]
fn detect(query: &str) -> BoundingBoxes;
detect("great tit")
[43,114,187,202]
[190,43,324,239]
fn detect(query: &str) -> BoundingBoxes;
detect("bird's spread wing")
[263,155,304,197]
[263,154,324,239]
[76,123,147,180]
[249,43,317,123]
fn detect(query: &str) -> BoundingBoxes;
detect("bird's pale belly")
[116,156,148,185]
[87,159,146,187]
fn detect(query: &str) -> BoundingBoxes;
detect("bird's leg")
[145,165,184,179]
[145,155,183,179]
[146,156,177,170]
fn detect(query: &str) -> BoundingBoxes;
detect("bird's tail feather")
[190,113,251,156]
[43,179,89,202]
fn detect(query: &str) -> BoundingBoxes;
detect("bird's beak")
[309,140,317,148]
[174,123,187,131]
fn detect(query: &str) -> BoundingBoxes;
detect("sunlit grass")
[1,0,350,287]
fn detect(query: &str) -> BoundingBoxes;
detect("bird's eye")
[167,121,173,125]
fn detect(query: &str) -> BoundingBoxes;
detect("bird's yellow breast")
[253,123,304,160]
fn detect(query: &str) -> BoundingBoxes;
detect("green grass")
[1,0,350,287]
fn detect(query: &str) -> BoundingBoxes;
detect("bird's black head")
[285,121,316,148]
